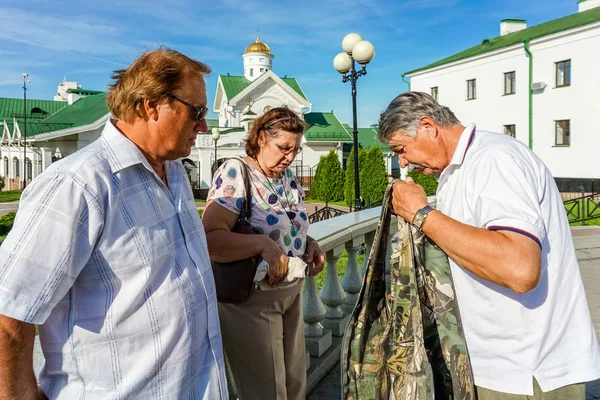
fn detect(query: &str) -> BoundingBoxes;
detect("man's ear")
[144,98,161,122]
[419,115,438,138]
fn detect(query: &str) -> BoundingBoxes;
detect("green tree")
[407,170,438,196]
[344,146,367,207]
[360,147,388,207]
[311,150,344,202]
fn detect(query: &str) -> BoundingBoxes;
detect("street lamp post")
[22,73,29,190]
[333,33,375,212]
[211,127,221,175]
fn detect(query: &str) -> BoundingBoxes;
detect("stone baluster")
[360,231,375,276]
[302,276,332,358]
[341,237,364,314]
[319,245,349,336]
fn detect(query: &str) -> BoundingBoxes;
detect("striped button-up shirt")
[0,121,228,399]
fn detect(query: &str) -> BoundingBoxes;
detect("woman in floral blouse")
[203,107,325,400]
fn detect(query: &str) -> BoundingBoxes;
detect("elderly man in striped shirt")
[0,48,228,399]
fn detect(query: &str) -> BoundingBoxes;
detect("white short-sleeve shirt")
[436,123,600,395]
[0,121,228,399]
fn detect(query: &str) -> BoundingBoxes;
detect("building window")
[504,124,516,137]
[260,58,264,62]
[555,60,571,87]
[555,120,570,146]
[431,86,438,100]
[250,68,253,77]
[504,71,516,95]
[12,157,19,179]
[260,68,264,72]
[467,79,476,100]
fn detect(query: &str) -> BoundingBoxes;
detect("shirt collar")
[102,119,157,175]
[448,123,476,167]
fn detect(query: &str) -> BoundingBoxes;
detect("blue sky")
[0,0,576,126]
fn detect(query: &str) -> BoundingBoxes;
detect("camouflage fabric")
[341,182,476,400]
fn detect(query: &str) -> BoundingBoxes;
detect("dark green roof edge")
[501,18,527,22]
[405,7,600,75]
[68,88,104,95]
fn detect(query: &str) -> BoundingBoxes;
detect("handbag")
[211,158,260,304]
[341,182,476,399]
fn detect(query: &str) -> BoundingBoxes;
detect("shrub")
[311,150,344,203]
[360,147,388,207]
[407,170,438,196]
[344,146,367,206]
[0,212,16,236]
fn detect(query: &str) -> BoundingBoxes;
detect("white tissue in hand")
[253,257,308,289]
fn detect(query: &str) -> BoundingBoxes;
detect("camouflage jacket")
[341,183,476,400]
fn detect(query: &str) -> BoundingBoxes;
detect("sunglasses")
[167,94,209,122]
[266,134,302,156]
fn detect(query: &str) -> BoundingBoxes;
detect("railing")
[308,204,348,223]
[564,191,600,225]
[303,196,436,393]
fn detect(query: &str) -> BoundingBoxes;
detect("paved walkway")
[309,226,600,399]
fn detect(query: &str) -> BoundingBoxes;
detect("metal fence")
[564,190,600,225]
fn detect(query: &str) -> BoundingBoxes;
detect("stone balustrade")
[303,197,436,392]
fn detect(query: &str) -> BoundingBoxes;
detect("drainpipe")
[401,73,411,91]
[524,40,533,149]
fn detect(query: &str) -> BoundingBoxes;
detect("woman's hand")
[303,239,325,277]
[259,236,289,286]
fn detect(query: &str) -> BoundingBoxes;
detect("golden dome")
[244,31,272,55]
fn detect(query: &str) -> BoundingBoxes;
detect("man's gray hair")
[377,92,460,143]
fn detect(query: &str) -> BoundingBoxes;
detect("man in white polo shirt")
[378,91,600,399]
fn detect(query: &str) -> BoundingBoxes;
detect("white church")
[0,34,396,193]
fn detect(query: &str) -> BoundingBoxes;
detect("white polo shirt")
[436,123,600,395]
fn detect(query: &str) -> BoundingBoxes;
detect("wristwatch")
[412,205,434,231]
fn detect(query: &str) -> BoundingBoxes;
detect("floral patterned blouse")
[207,157,310,258]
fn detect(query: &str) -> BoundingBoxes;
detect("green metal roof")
[0,97,68,120]
[219,75,308,100]
[67,88,105,95]
[406,7,600,75]
[1,94,108,138]
[42,93,109,128]
[342,123,390,151]
[304,112,352,142]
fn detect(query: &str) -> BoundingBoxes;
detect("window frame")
[503,71,516,95]
[555,59,571,88]
[466,79,476,100]
[431,86,438,101]
[554,119,570,146]
[504,124,516,138]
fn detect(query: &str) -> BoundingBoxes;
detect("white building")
[194,34,397,192]
[405,0,600,180]
[0,35,396,193]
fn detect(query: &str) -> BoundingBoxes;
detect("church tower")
[242,30,274,82]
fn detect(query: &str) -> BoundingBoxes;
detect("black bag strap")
[223,157,252,224]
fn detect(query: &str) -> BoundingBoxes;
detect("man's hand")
[303,239,325,277]
[391,178,429,223]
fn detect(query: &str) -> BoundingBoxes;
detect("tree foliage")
[360,147,389,207]
[344,146,367,207]
[310,150,345,203]
[407,170,438,196]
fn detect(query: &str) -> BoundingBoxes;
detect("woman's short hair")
[245,107,308,158]
[106,47,211,123]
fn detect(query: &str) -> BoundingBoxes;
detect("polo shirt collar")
[102,119,156,175]
[448,123,476,167]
